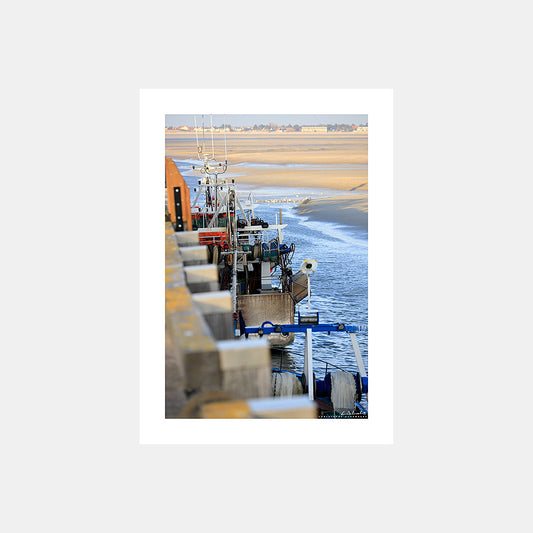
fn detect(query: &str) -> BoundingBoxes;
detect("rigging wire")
[210,114,215,161]
[223,114,228,162]
[194,115,201,158]
[202,114,206,158]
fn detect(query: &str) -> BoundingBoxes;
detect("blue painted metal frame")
[244,321,367,336]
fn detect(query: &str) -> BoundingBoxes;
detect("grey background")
[2,2,531,532]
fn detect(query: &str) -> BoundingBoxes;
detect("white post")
[306,273,310,311]
[278,208,283,244]
[232,248,237,314]
[304,328,314,399]
[348,332,367,378]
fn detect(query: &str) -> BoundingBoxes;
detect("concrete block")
[183,264,218,283]
[222,366,272,399]
[175,231,200,247]
[247,396,318,418]
[183,349,222,392]
[166,281,222,395]
[180,245,209,266]
[200,400,252,419]
[192,291,232,314]
[192,292,234,340]
[200,396,318,418]
[203,313,234,340]
[217,339,270,370]
[183,264,219,293]
[217,339,271,399]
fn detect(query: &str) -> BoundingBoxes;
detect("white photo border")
[140,89,394,444]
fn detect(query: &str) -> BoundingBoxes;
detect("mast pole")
[194,115,200,158]
[232,247,237,314]
[202,114,206,162]
[223,114,228,162]
[210,114,215,160]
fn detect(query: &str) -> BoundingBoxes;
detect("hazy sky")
[165,114,368,127]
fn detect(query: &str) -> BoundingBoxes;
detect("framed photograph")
[140,89,393,444]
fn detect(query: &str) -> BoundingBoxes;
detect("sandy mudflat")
[231,167,368,192]
[166,132,368,164]
[166,132,368,228]
[295,196,368,230]
[166,132,368,192]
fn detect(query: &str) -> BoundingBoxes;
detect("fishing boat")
[166,118,308,347]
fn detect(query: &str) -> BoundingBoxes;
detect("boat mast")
[193,114,235,310]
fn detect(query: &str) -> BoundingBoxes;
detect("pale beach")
[166,131,368,229]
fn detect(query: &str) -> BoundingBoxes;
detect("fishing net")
[330,371,356,411]
[271,372,303,397]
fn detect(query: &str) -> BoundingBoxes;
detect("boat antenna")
[202,114,206,159]
[210,114,215,161]
[194,115,202,158]
[223,114,228,162]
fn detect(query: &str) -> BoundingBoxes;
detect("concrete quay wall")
[165,224,272,417]
[164,223,316,419]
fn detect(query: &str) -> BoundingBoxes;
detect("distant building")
[301,126,328,133]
